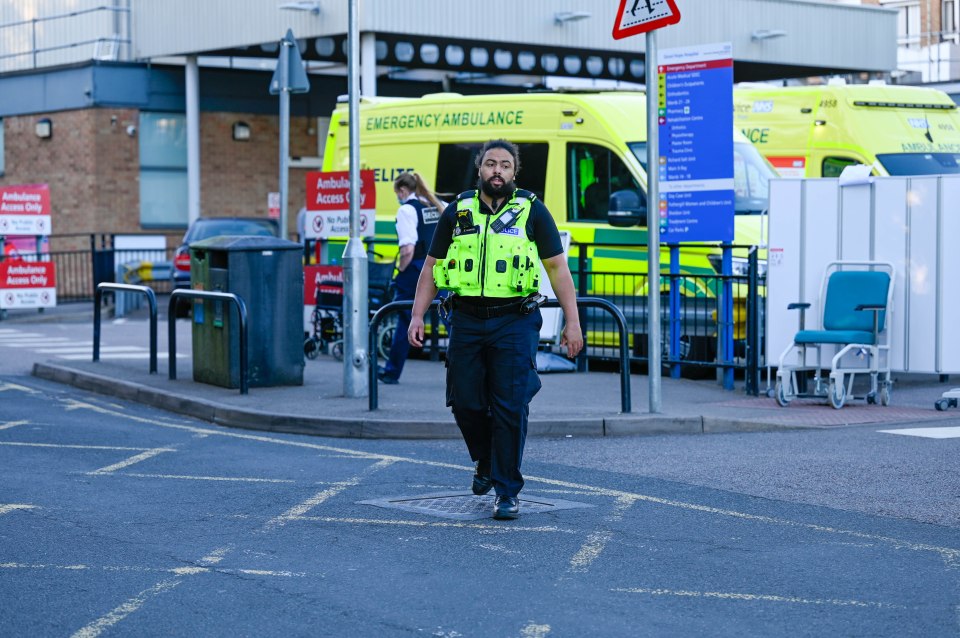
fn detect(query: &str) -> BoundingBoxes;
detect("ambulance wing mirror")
[607,190,647,228]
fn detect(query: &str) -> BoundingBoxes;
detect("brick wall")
[1,108,319,248]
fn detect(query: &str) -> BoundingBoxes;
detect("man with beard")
[407,139,583,520]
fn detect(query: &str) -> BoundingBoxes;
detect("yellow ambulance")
[322,90,775,358]
[734,83,960,178]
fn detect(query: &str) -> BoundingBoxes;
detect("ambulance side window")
[822,157,858,178]
[436,142,548,202]
[567,143,641,222]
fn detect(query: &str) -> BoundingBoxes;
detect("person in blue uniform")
[378,172,445,384]
[407,140,583,520]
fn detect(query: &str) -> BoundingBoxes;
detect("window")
[0,118,4,176]
[889,1,922,47]
[945,0,958,40]
[139,112,187,227]
[435,142,548,202]
[822,157,860,178]
[568,143,642,222]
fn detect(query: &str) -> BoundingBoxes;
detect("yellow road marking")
[265,459,396,529]
[88,447,174,475]
[70,578,182,638]
[0,420,29,430]
[568,496,636,573]
[63,397,960,563]
[612,587,905,609]
[119,473,295,484]
[0,442,169,452]
[0,504,37,515]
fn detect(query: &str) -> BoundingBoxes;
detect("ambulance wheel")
[936,399,950,412]
[775,379,791,407]
[879,385,891,406]
[829,379,846,410]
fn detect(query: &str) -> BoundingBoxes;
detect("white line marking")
[200,547,231,565]
[879,426,960,439]
[521,623,552,638]
[265,459,396,528]
[0,420,29,430]
[70,578,182,638]
[569,496,635,573]
[58,353,182,360]
[63,398,960,563]
[0,504,38,515]
[36,346,142,354]
[0,381,40,394]
[293,516,572,533]
[0,442,173,452]
[119,473,295,484]
[0,562,303,578]
[612,587,905,609]
[88,448,174,475]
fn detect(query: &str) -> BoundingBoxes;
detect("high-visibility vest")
[433,189,540,297]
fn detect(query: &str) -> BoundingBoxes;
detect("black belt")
[453,297,524,319]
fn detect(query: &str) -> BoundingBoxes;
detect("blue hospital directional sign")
[657,42,734,242]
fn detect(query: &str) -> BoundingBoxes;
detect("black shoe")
[377,368,399,385]
[472,459,493,496]
[493,496,519,520]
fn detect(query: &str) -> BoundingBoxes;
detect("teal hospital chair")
[775,261,894,409]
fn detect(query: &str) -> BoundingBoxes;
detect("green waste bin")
[190,235,304,388]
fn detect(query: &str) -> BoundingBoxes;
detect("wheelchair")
[775,261,894,410]
[303,259,397,362]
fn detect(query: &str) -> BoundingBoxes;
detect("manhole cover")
[358,491,592,521]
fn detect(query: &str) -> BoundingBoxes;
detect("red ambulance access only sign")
[613,0,681,40]
[0,259,57,310]
[304,170,376,240]
[0,184,52,235]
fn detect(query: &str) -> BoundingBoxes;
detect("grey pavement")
[6,299,960,439]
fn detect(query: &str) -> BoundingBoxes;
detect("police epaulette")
[456,190,477,202]
[514,188,537,202]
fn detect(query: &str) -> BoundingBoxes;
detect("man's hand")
[561,323,584,359]
[408,315,425,348]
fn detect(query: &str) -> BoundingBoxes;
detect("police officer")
[408,139,583,520]
[378,172,445,384]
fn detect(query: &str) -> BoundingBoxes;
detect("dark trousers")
[446,308,542,497]
[382,261,422,381]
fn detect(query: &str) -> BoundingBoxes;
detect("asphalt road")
[2,371,960,637]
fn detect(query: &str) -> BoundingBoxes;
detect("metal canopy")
[131,0,898,84]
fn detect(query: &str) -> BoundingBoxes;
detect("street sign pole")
[646,30,662,414]
[278,38,290,240]
[613,0,680,414]
[342,0,369,397]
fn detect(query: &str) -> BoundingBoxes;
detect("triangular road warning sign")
[613,0,681,40]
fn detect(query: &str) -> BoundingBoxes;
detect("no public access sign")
[613,0,681,39]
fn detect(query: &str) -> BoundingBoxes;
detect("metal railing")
[93,283,158,374]
[168,289,249,395]
[0,4,131,70]
[367,297,631,413]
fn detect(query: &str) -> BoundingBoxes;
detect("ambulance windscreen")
[875,153,960,176]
